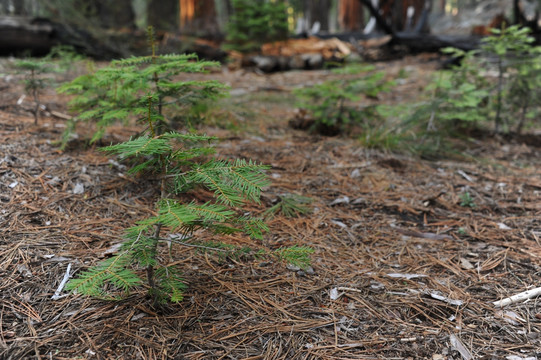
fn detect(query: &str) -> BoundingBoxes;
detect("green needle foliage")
[58,27,226,147]
[13,59,54,125]
[294,64,395,135]
[274,246,314,270]
[459,192,476,208]
[264,194,313,218]
[66,27,312,305]
[65,28,272,305]
[225,0,288,53]
[416,25,541,137]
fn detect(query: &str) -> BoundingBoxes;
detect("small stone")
[73,183,84,194]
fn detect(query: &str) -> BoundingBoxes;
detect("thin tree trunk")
[306,0,331,32]
[181,0,219,36]
[339,0,364,31]
[495,57,503,132]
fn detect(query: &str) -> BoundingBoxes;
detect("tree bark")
[359,0,429,33]
[306,0,331,32]
[339,0,364,31]
[180,0,219,36]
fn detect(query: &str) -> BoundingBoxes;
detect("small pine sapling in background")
[65,28,312,305]
[479,25,536,132]
[58,27,226,147]
[45,44,87,79]
[13,46,86,127]
[417,25,541,139]
[293,64,394,135]
[224,0,288,53]
[491,26,541,134]
[13,58,53,124]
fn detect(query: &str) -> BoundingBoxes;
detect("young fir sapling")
[65,28,312,304]
[420,25,541,137]
[13,46,85,126]
[225,0,288,53]
[14,58,53,124]
[294,64,395,135]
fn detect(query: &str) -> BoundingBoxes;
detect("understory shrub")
[392,25,541,157]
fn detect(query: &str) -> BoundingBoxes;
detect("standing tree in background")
[339,0,365,31]
[304,0,332,32]
[180,0,220,37]
[95,0,136,30]
[225,0,288,53]
[147,0,178,31]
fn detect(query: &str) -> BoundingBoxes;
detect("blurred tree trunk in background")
[214,0,231,33]
[13,0,24,14]
[95,0,135,29]
[439,0,446,14]
[40,0,135,30]
[147,0,178,31]
[180,0,219,36]
[378,0,428,32]
[339,0,364,31]
[305,0,331,31]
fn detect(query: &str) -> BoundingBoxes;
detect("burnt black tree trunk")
[358,0,395,35]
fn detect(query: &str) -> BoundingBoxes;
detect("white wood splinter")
[493,287,541,308]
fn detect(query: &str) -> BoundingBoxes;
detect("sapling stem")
[495,56,503,133]
[31,68,39,124]
[147,96,155,137]
[147,223,162,305]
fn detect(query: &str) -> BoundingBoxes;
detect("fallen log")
[0,16,55,56]
[0,15,124,58]
[391,32,482,53]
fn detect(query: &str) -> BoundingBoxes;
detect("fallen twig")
[51,263,72,300]
[493,286,541,308]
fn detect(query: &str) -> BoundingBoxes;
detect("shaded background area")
[0,0,539,59]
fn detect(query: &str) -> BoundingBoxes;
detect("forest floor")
[1,54,541,360]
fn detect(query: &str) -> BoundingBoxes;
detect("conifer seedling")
[225,0,288,53]
[65,27,311,305]
[14,59,53,124]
